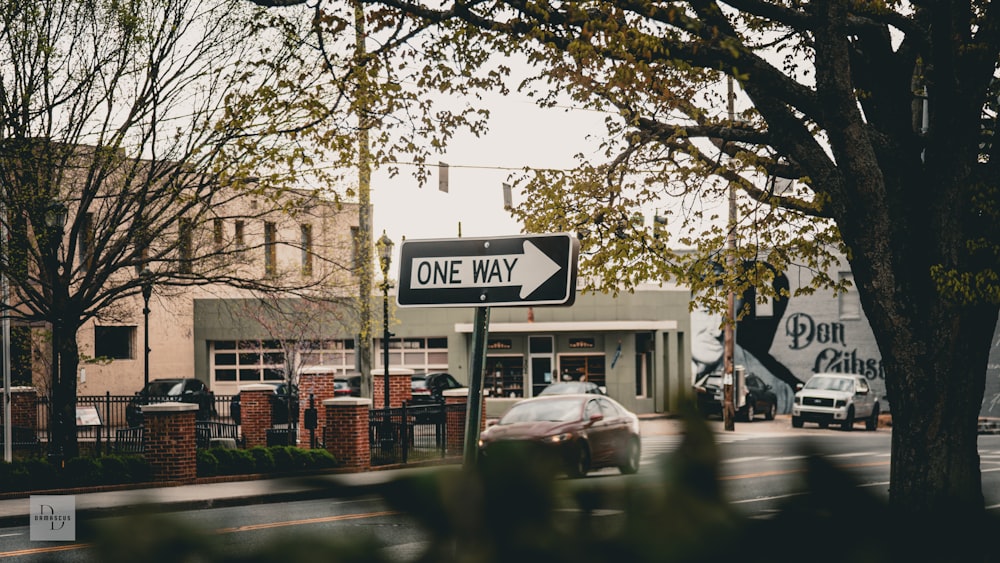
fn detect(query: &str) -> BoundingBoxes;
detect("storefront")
[192,285,692,416]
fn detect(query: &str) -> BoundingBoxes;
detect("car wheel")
[765,402,776,421]
[842,407,855,431]
[819,421,829,429]
[792,416,803,428]
[866,404,880,431]
[743,402,755,422]
[567,443,590,479]
[618,437,641,475]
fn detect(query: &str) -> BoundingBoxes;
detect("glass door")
[529,336,554,396]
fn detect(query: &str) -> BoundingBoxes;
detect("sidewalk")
[0,414,782,528]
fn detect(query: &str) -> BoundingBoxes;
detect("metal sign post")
[396,233,580,468]
[462,306,491,468]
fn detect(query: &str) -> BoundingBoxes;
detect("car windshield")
[412,378,428,390]
[146,381,184,396]
[539,382,590,395]
[804,376,854,392]
[499,399,582,424]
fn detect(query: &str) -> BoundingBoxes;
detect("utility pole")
[723,75,737,432]
[354,0,374,398]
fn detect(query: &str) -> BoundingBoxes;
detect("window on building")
[297,339,356,372]
[94,326,136,360]
[210,340,286,383]
[79,213,94,272]
[350,226,360,270]
[374,336,449,372]
[300,224,313,276]
[838,272,861,320]
[234,220,245,248]
[264,222,277,277]
[559,355,606,388]
[213,219,224,248]
[178,217,193,274]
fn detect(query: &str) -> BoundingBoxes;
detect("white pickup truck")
[791,373,881,431]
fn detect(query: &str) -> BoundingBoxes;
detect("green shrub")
[306,449,336,469]
[197,450,219,477]
[122,455,152,483]
[63,456,104,487]
[22,458,57,490]
[211,447,255,475]
[270,446,297,472]
[288,447,311,471]
[99,456,132,484]
[248,447,276,473]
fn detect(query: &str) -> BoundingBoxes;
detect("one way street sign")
[396,233,579,308]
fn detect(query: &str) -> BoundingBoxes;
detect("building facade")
[192,283,692,416]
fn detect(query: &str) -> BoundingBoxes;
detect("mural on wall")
[692,261,1000,418]
[783,313,885,379]
[691,265,798,413]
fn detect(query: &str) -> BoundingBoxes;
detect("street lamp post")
[377,232,394,411]
[43,201,68,461]
[140,268,153,390]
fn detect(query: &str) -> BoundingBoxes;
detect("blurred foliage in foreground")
[78,413,996,563]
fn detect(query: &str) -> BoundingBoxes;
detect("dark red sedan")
[478,394,641,478]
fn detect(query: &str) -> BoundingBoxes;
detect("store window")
[558,355,606,387]
[486,356,524,397]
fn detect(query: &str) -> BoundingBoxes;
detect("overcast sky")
[369,90,608,272]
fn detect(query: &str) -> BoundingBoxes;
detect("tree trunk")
[48,323,80,461]
[848,248,997,558]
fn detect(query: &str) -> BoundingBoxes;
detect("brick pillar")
[240,384,275,448]
[2,387,39,429]
[322,398,371,471]
[142,403,198,482]
[298,371,337,439]
[444,389,470,457]
[373,371,412,408]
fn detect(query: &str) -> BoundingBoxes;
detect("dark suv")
[125,378,215,427]
[230,382,299,426]
[410,372,465,406]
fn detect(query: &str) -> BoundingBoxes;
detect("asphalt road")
[4,426,999,562]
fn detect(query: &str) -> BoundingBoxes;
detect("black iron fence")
[19,393,457,467]
[31,393,238,453]
[369,403,454,466]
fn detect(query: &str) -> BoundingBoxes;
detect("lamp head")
[377,231,394,275]
[44,201,68,231]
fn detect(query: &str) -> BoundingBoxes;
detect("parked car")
[478,394,641,478]
[538,381,606,396]
[692,372,724,416]
[230,382,299,426]
[692,372,778,422]
[125,378,215,427]
[410,372,465,406]
[741,374,778,421]
[333,376,360,397]
[792,373,881,431]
